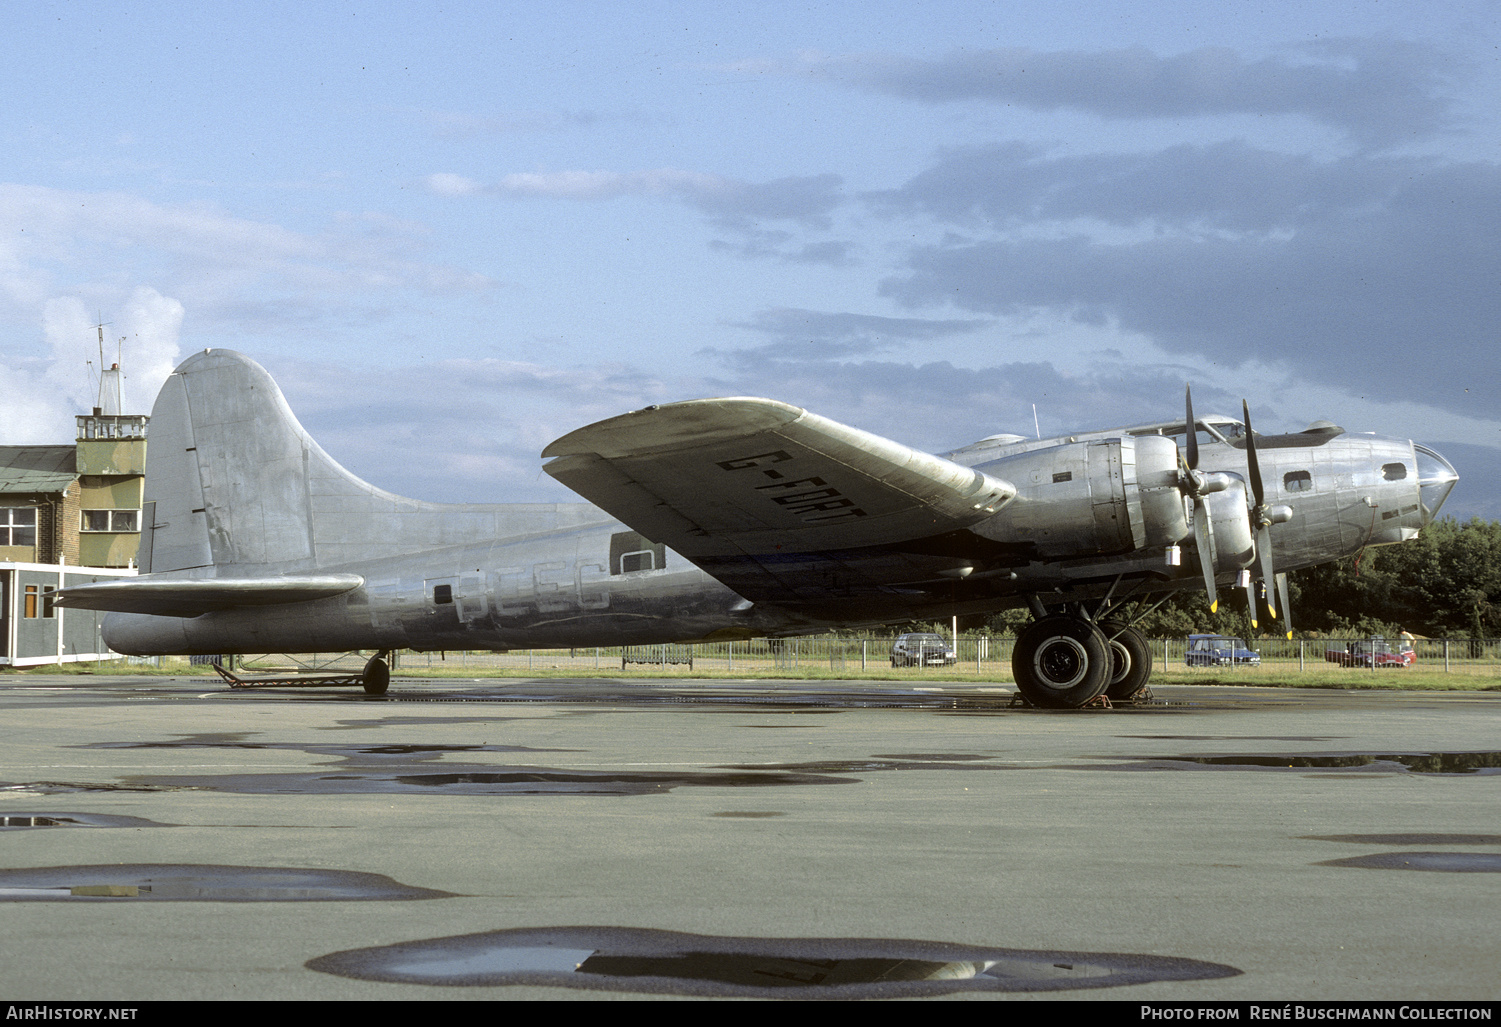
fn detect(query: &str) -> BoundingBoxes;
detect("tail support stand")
[211,649,392,696]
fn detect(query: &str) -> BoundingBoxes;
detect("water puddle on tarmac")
[54,736,863,797]
[305,926,1241,997]
[1140,751,1501,774]
[0,813,166,829]
[1304,833,1501,845]
[1319,852,1501,872]
[1303,834,1501,874]
[0,864,453,901]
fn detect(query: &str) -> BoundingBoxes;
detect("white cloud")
[0,286,183,445]
[0,183,495,314]
[424,173,483,197]
[490,168,722,200]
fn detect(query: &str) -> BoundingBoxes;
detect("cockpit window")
[1283,470,1312,492]
[1382,462,1408,481]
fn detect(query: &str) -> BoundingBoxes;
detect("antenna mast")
[89,315,123,415]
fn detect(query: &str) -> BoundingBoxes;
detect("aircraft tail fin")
[143,349,403,573]
[142,349,606,576]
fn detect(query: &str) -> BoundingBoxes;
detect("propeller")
[1179,388,1292,632]
[1240,400,1295,638]
[1180,386,1233,612]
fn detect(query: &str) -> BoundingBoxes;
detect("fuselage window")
[432,584,453,604]
[620,551,654,573]
[1382,462,1408,481]
[1283,470,1312,493]
[610,531,666,575]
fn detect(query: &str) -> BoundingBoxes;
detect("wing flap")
[55,574,365,617]
[543,398,1015,560]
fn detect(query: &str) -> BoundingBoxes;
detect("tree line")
[965,517,1501,641]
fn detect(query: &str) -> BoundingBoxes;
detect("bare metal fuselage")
[97,360,1451,658]
[104,519,770,654]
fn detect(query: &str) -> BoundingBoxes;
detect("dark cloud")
[689,173,845,231]
[868,140,1397,231]
[876,143,1501,420]
[1419,443,1501,521]
[809,38,1457,148]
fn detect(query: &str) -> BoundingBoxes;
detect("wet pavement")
[0,674,1497,1000]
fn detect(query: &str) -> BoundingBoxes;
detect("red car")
[1325,638,1416,668]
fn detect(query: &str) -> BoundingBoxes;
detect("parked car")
[1325,638,1416,668]
[1186,634,1261,667]
[890,633,957,667]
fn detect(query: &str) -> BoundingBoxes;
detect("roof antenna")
[87,315,124,414]
[88,314,112,413]
[1033,403,1041,440]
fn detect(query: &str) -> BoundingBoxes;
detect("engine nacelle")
[973,435,1190,558]
[1202,480,1255,575]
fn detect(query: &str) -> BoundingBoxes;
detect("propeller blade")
[1242,400,1266,509]
[1244,576,1259,630]
[1276,573,1293,640]
[1194,499,1219,612]
[1258,525,1277,618]
[1241,400,1284,629]
[1186,385,1199,471]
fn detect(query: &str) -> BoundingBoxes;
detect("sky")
[3,1,1500,517]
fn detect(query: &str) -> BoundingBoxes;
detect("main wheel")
[362,655,390,696]
[1011,616,1111,708]
[1100,620,1152,700]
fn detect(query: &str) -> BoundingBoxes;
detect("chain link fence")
[109,634,1501,678]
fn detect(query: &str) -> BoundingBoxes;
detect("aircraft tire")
[1012,616,1111,708]
[362,656,390,696]
[1101,620,1152,700]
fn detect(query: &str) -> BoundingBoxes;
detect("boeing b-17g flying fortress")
[57,349,1458,708]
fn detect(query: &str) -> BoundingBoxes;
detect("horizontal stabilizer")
[55,574,364,618]
[542,398,1014,561]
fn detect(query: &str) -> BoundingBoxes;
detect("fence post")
[1444,639,1449,672]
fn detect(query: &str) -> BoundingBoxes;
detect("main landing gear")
[1011,610,1152,708]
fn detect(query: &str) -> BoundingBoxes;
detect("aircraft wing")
[543,398,1014,605]
[54,574,365,618]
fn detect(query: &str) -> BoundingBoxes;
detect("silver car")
[890,633,957,667]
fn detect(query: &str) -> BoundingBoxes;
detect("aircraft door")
[411,575,462,636]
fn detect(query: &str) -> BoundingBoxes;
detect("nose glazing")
[1413,445,1459,522]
